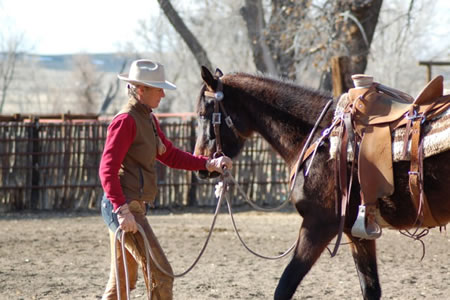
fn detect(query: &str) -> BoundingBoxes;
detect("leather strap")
[330,116,354,257]
[409,115,422,223]
[408,116,440,227]
[205,78,242,158]
[338,124,349,207]
[213,98,223,157]
[402,105,415,159]
[219,101,242,138]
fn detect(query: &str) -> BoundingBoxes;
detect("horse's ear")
[215,68,223,77]
[201,66,216,89]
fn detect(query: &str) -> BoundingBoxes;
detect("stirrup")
[351,205,382,240]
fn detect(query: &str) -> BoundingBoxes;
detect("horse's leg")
[274,219,337,300]
[346,234,381,300]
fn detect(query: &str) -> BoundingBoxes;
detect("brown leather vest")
[115,98,158,204]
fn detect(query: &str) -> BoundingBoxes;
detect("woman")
[99,59,232,300]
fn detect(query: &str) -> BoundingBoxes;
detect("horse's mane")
[221,72,332,120]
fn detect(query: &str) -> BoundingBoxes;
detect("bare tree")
[240,0,277,75]
[266,0,311,80]
[366,0,444,96]
[319,0,383,90]
[151,0,441,110]
[156,0,213,71]
[138,0,254,112]
[240,0,382,87]
[241,0,314,81]
[71,54,103,114]
[98,57,128,115]
[155,0,382,92]
[0,33,24,113]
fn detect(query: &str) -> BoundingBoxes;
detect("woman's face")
[137,86,165,109]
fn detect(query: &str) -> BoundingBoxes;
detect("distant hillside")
[0,52,131,115]
[24,53,127,73]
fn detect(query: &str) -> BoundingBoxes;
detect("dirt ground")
[0,208,449,300]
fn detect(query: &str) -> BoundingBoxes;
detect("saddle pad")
[329,94,450,162]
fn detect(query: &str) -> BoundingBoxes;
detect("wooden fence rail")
[0,117,290,212]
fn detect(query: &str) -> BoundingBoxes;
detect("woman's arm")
[153,115,209,170]
[99,114,136,211]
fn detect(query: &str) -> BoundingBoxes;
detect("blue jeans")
[101,194,119,233]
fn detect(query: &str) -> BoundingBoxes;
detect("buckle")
[225,116,234,127]
[406,110,418,120]
[212,113,221,125]
[405,109,425,121]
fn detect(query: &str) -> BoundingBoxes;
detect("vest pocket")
[119,167,157,202]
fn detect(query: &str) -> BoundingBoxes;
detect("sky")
[1,0,449,56]
[0,0,160,55]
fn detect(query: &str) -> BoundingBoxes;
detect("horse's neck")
[241,85,333,167]
[250,114,304,163]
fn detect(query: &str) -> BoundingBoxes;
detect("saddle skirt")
[329,93,450,162]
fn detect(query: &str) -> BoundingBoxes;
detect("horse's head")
[194,66,248,179]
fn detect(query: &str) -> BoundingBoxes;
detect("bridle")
[203,77,241,158]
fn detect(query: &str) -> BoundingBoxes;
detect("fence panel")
[0,118,290,212]
[0,122,33,210]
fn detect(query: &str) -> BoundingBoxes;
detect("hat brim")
[118,73,177,90]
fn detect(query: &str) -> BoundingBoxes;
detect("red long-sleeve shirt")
[99,113,208,210]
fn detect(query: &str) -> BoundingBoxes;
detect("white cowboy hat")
[118,59,176,90]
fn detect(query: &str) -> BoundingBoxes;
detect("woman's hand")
[116,203,137,233]
[206,156,233,173]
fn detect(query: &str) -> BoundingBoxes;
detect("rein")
[202,78,343,258]
[203,75,335,201]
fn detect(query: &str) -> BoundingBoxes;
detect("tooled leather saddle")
[339,75,450,233]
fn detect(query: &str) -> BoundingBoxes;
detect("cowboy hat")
[118,59,176,90]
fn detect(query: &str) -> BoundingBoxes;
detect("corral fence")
[0,113,290,212]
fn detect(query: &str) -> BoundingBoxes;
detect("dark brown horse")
[193,66,450,300]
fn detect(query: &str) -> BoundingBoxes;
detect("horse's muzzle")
[196,170,221,179]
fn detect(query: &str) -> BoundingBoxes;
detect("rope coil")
[113,169,300,299]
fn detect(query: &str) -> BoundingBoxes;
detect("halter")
[203,77,241,158]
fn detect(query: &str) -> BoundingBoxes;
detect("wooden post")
[30,116,40,210]
[331,56,353,98]
[426,65,432,82]
[419,61,450,83]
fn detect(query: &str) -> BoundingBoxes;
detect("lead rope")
[113,185,227,300]
[224,173,290,212]
[219,169,299,260]
[114,226,152,300]
[114,171,302,300]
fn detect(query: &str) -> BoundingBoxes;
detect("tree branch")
[157,0,213,71]
[240,0,277,74]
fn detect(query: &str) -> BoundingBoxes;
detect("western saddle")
[337,74,450,239]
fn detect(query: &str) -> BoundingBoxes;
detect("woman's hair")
[127,84,139,100]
